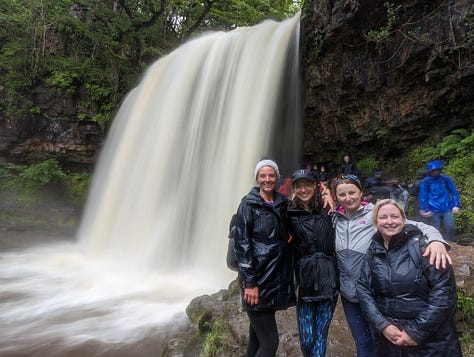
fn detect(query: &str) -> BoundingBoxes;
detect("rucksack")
[405,225,428,284]
[226,214,238,271]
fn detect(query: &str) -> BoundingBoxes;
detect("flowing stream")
[0,14,301,356]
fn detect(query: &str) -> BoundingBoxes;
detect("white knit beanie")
[254,159,280,181]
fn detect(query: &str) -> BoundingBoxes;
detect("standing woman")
[287,169,338,357]
[332,174,451,357]
[357,199,462,356]
[234,159,295,357]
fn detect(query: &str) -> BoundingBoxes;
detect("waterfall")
[78,14,302,278]
[0,13,302,355]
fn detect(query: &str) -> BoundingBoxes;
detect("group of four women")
[233,159,461,357]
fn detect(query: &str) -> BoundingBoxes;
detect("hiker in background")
[319,165,328,184]
[419,160,460,241]
[362,170,383,204]
[234,159,295,357]
[357,199,462,356]
[340,155,359,176]
[287,169,338,357]
[311,164,321,183]
[376,175,409,211]
[332,174,451,357]
[276,175,292,198]
[407,170,428,222]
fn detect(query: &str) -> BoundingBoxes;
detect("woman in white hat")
[234,159,295,357]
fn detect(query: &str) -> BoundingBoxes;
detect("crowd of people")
[231,157,461,357]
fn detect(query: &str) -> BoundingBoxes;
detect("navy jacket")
[357,225,461,356]
[287,206,338,302]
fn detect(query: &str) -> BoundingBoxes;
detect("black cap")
[291,169,316,184]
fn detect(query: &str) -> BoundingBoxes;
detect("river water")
[0,14,302,356]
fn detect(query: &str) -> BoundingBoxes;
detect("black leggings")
[246,310,279,357]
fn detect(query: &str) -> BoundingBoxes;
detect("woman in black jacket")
[234,159,295,357]
[287,169,339,356]
[357,199,462,356]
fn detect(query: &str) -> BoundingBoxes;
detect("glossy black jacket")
[287,206,338,302]
[234,187,295,311]
[357,225,462,356]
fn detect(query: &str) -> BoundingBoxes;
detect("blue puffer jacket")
[234,187,295,311]
[419,174,459,212]
[288,206,338,302]
[357,225,462,356]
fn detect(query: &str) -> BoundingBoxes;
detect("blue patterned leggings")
[297,298,337,357]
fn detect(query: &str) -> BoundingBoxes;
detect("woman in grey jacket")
[357,199,461,356]
[332,175,451,357]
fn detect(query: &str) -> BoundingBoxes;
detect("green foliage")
[202,319,230,357]
[63,172,91,206]
[356,155,380,180]
[457,289,474,353]
[0,160,90,206]
[0,0,300,124]
[366,2,400,43]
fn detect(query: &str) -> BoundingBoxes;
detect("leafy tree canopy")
[0,0,300,123]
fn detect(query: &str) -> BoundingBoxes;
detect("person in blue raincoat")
[419,160,460,241]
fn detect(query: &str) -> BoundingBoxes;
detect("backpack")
[405,225,428,284]
[226,214,238,271]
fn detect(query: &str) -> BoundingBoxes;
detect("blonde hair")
[372,199,407,227]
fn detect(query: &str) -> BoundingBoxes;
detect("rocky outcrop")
[0,82,103,167]
[301,0,474,162]
[163,242,474,356]
[0,116,102,167]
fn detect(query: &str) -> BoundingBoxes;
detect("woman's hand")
[394,330,418,347]
[321,186,335,214]
[244,287,259,306]
[382,324,402,344]
[423,241,452,269]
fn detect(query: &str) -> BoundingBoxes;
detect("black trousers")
[246,310,279,357]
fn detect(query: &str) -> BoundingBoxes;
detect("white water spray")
[0,14,301,355]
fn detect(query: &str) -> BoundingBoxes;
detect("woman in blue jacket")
[234,159,295,357]
[357,199,462,356]
[287,169,338,356]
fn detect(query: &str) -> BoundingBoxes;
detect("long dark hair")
[290,183,324,212]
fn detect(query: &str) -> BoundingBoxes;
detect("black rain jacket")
[287,206,339,302]
[234,187,296,311]
[357,225,462,356]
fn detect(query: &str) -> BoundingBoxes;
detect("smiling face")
[375,202,405,242]
[335,183,363,216]
[257,165,277,195]
[293,178,317,209]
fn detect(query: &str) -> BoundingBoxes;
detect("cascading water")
[0,13,301,356]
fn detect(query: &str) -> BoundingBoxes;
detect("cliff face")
[300,0,474,163]
[0,84,103,167]
[2,0,473,167]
